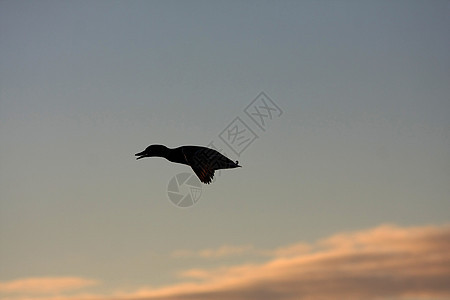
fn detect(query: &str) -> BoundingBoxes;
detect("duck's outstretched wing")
[189,148,220,184]
[187,147,240,184]
[191,165,215,184]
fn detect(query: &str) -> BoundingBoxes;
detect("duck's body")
[135,145,241,184]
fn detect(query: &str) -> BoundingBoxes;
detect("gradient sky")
[1,1,449,299]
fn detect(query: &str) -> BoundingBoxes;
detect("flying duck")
[135,144,241,184]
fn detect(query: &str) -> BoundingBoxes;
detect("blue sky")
[1,1,449,299]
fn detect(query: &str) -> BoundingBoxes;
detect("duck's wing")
[188,148,219,184]
[187,147,240,184]
[191,165,215,184]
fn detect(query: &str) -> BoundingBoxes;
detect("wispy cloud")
[0,277,98,295]
[171,243,312,259]
[2,224,449,300]
[130,224,450,300]
[171,244,259,259]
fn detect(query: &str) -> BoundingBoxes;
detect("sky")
[0,1,449,299]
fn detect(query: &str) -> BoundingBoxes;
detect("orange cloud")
[129,224,450,300]
[0,277,98,295]
[3,224,449,300]
[172,244,258,259]
[171,243,311,259]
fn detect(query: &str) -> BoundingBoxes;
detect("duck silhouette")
[135,145,241,184]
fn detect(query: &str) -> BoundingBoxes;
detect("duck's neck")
[156,145,170,159]
[166,146,188,165]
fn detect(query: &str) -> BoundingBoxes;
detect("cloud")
[3,224,450,300]
[128,224,450,300]
[171,243,311,259]
[171,244,259,259]
[0,277,98,295]
[270,242,311,258]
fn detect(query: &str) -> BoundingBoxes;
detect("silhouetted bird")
[135,145,241,184]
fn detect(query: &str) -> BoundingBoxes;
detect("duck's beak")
[135,151,147,160]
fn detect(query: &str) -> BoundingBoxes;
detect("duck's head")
[135,144,168,160]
